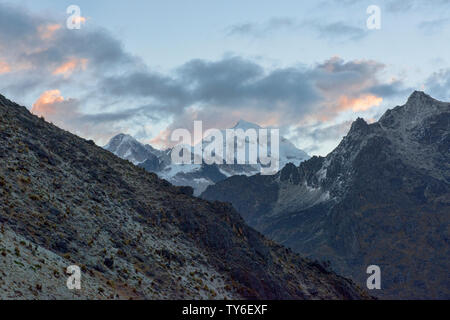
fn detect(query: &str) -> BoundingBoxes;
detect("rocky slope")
[0,94,369,300]
[202,91,450,299]
[104,120,309,195]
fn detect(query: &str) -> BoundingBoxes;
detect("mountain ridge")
[0,93,369,300]
[201,91,450,299]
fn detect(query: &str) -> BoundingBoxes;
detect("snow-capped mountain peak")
[104,133,161,165]
[104,121,310,195]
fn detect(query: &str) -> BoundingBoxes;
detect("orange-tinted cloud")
[52,58,88,77]
[337,94,383,112]
[73,16,87,25]
[0,61,11,74]
[38,23,62,40]
[309,94,383,122]
[31,90,65,116]
[30,90,127,145]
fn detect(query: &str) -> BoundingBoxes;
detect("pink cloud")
[37,23,62,40]
[337,94,383,112]
[52,58,88,78]
[0,61,11,74]
[31,90,65,117]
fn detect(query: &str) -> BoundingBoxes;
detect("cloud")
[30,89,146,142]
[52,58,88,77]
[330,0,450,13]
[71,16,87,26]
[308,121,353,142]
[337,94,383,112]
[226,23,259,37]
[425,68,450,100]
[178,57,319,112]
[101,70,190,109]
[418,18,450,33]
[0,2,136,95]
[385,0,416,12]
[0,1,150,143]
[385,0,450,12]
[31,89,140,127]
[293,120,354,155]
[226,17,367,41]
[226,17,297,38]
[312,21,367,41]
[325,0,450,15]
[0,3,40,45]
[37,23,62,40]
[97,55,403,147]
[100,56,321,124]
[0,2,407,150]
[314,57,385,93]
[0,61,11,74]
[31,90,76,118]
[368,81,410,97]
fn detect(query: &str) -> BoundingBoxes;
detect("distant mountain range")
[202,91,450,299]
[104,120,309,195]
[0,93,369,300]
